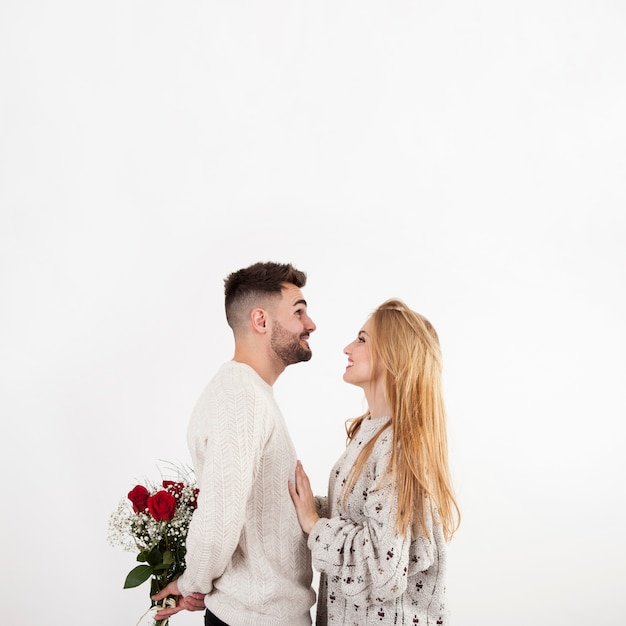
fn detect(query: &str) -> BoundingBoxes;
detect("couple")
[153,261,460,625]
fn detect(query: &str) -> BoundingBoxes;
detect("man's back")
[181,361,315,626]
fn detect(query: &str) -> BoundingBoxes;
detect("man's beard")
[270,321,312,366]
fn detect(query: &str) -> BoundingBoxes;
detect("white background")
[1,1,625,625]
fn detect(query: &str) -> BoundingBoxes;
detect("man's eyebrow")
[293,298,308,307]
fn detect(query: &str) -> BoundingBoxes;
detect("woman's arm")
[307,474,435,606]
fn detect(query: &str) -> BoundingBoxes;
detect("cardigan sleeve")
[314,495,329,518]
[307,460,436,606]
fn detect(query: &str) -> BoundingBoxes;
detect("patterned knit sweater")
[309,415,448,626]
[177,361,315,626]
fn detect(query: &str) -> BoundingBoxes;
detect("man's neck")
[232,345,284,386]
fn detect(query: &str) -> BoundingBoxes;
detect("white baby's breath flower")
[108,461,199,624]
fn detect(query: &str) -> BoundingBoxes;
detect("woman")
[289,298,460,625]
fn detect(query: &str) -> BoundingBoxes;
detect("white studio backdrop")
[1,1,625,625]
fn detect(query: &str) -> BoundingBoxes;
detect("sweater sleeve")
[314,495,329,518]
[177,375,271,597]
[307,465,435,606]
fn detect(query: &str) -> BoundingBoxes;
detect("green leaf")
[162,550,174,566]
[124,564,153,589]
[152,562,172,572]
[137,550,150,563]
[146,545,164,567]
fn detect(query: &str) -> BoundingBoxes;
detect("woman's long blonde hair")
[344,299,460,541]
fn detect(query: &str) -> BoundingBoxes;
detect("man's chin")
[283,349,312,366]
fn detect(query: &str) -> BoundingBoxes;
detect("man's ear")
[250,308,267,333]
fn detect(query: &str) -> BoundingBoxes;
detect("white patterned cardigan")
[309,415,448,626]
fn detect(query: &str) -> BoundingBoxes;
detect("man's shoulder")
[188,361,278,437]
[194,361,272,409]
[211,360,266,390]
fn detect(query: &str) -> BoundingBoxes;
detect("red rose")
[147,490,177,521]
[128,485,150,513]
[191,487,199,509]
[163,480,185,497]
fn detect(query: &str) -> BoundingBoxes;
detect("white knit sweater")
[309,415,448,626]
[177,361,315,625]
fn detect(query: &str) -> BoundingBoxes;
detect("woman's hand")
[288,460,320,535]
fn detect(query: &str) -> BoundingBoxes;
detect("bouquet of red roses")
[108,463,199,626]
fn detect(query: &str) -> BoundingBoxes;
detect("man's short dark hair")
[224,261,307,330]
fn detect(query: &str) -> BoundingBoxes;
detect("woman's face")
[343,317,378,389]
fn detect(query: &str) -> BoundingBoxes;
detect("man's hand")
[152,580,206,620]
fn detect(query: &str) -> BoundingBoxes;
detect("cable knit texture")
[309,415,448,625]
[177,361,315,626]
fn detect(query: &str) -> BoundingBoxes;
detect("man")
[153,261,317,626]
